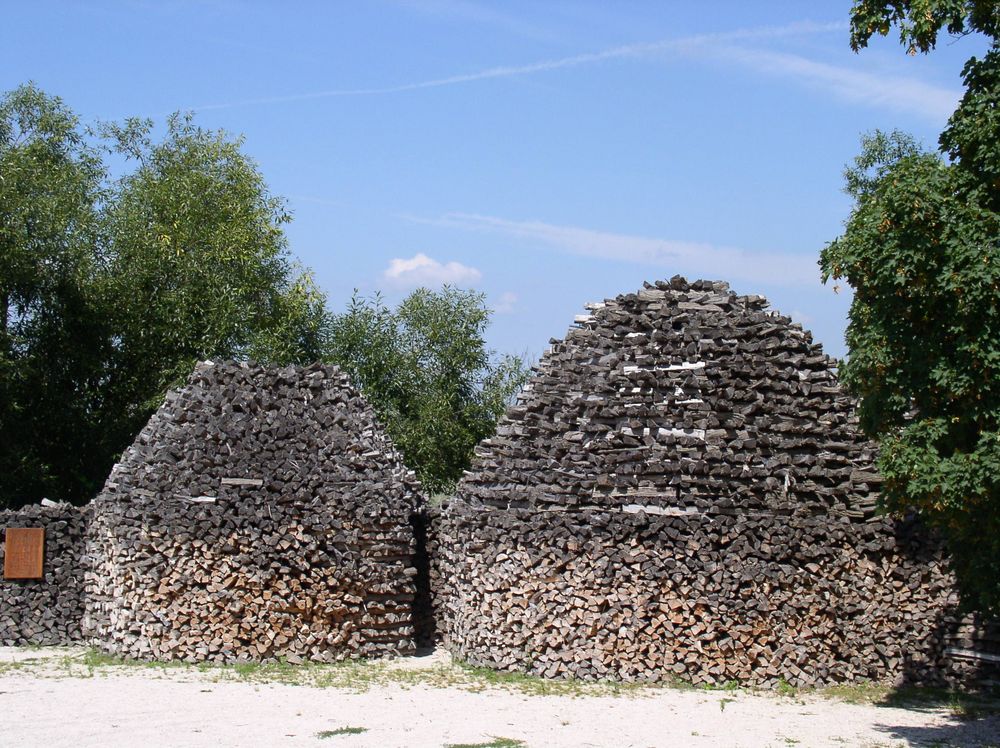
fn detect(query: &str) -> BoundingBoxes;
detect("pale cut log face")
[431,276,1000,689]
[85,361,425,664]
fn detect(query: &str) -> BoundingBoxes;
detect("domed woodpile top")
[101,360,421,512]
[461,276,879,518]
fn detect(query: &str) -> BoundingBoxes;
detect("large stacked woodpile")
[0,504,90,645]
[432,277,999,687]
[85,361,424,663]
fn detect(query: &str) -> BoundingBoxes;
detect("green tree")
[328,286,527,493]
[0,88,330,508]
[822,3,1000,611]
[97,114,330,450]
[1,83,523,509]
[849,0,998,53]
[0,83,108,508]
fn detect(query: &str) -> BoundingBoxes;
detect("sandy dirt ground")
[1,647,997,748]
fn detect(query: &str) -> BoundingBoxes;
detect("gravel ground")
[1,647,997,748]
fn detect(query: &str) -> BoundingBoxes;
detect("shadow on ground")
[874,718,1000,747]
[870,686,1000,747]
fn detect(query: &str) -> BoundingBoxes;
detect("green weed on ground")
[4,646,999,720]
[453,662,655,697]
[0,660,27,676]
[444,738,525,748]
[6,648,593,695]
[315,726,367,738]
[776,679,797,697]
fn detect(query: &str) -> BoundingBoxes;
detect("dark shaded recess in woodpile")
[85,360,425,663]
[0,504,90,645]
[430,276,1000,687]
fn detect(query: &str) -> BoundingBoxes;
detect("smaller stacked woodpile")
[85,360,424,663]
[0,503,90,645]
[431,277,1000,687]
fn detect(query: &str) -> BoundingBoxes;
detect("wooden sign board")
[3,528,45,580]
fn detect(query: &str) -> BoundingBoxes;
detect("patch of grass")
[455,663,571,696]
[666,676,698,691]
[315,726,367,738]
[820,682,1000,719]
[80,649,196,680]
[0,661,26,676]
[445,738,524,748]
[80,649,126,668]
[11,643,998,722]
[231,659,305,682]
[453,661,652,698]
[821,682,891,705]
[0,645,747,699]
[698,679,742,695]
[700,679,740,692]
[719,696,736,712]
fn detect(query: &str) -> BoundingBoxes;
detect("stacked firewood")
[431,277,999,687]
[85,361,424,663]
[0,504,90,645]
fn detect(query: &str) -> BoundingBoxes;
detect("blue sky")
[3,1,989,361]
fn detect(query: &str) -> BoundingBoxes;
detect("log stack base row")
[432,277,1000,687]
[431,504,998,687]
[0,361,424,662]
[83,361,424,663]
[0,504,90,646]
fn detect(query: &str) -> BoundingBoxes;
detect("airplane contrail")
[189,20,847,112]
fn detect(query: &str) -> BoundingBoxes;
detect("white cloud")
[381,253,482,289]
[704,45,958,121]
[791,309,814,324]
[412,213,818,287]
[494,291,518,314]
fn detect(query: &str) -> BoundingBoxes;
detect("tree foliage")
[849,0,999,53]
[328,287,527,493]
[823,5,1000,612]
[0,84,108,507]
[0,84,329,508]
[98,114,330,445]
[1,82,524,508]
